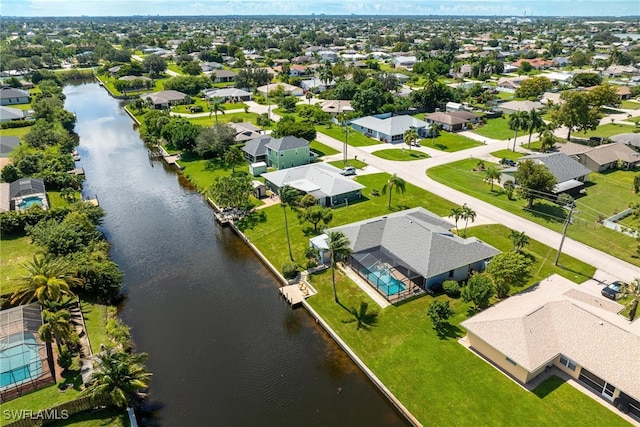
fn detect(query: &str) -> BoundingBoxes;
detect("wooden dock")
[279,284,308,306]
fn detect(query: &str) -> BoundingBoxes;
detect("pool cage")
[0,303,55,402]
[350,249,424,303]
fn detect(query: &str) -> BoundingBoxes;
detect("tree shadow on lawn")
[340,301,379,331]
[524,202,566,224]
[435,323,465,340]
[235,210,267,231]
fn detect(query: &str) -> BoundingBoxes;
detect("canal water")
[64,81,408,426]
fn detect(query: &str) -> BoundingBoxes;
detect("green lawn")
[47,408,129,427]
[0,125,32,139]
[473,117,516,140]
[241,172,458,271]
[187,112,260,127]
[620,100,640,110]
[572,123,636,138]
[371,148,430,161]
[490,149,525,160]
[178,153,251,192]
[82,302,110,354]
[427,159,640,266]
[0,234,41,296]
[309,140,339,157]
[421,132,483,152]
[328,159,367,169]
[316,125,381,147]
[304,269,626,426]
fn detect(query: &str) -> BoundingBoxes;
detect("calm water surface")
[64,82,408,426]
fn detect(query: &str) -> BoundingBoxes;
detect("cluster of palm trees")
[507,109,550,151]
[448,204,477,237]
[9,254,150,409]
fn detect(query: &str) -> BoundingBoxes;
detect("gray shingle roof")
[266,135,309,151]
[0,87,30,99]
[0,106,25,121]
[0,135,20,156]
[329,207,500,279]
[242,135,271,157]
[9,178,46,198]
[521,152,591,183]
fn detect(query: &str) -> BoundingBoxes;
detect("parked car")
[410,140,421,147]
[601,281,624,300]
[340,166,356,176]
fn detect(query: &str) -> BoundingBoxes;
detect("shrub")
[442,280,461,298]
[282,261,299,280]
[1,119,34,129]
[57,347,73,370]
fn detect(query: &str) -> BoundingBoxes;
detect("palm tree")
[327,231,352,303]
[403,128,418,152]
[223,146,244,174]
[79,350,151,408]
[60,187,77,204]
[381,174,406,210]
[38,308,73,353]
[305,91,313,105]
[430,122,441,144]
[448,207,464,235]
[461,204,476,237]
[11,255,81,305]
[208,100,226,124]
[484,166,501,191]
[539,128,556,153]
[279,185,299,261]
[318,62,333,87]
[508,111,528,152]
[524,110,545,148]
[509,230,530,252]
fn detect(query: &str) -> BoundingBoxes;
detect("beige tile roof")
[462,275,640,399]
[583,142,640,166]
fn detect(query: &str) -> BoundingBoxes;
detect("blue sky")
[1,0,638,17]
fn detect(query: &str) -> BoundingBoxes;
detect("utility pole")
[554,203,575,266]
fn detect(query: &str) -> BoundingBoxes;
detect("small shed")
[249,161,267,177]
[251,180,267,199]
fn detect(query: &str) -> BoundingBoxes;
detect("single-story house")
[350,114,432,143]
[616,86,632,100]
[201,62,224,73]
[229,122,262,142]
[261,163,364,207]
[0,87,30,106]
[8,178,49,211]
[497,100,544,115]
[256,83,304,97]
[0,106,25,122]
[556,141,640,172]
[462,275,640,420]
[0,135,20,156]
[142,90,187,109]
[241,135,310,169]
[203,88,252,102]
[541,72,573,84]
[320,100,353,116]
[212,69,236,83]
[611,133,640,152]
[540,91,562,105]
[392,56,417,68]
[314,207,500,300]
[300,77,335,93]
[511,58,557,70]
[501,153,591,196]
[424,111,480,132]
[497,76,529,91]
[118,75,152,83]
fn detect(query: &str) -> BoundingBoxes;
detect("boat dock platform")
[279,284,308,307]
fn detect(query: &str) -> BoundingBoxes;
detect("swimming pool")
[17,196,43,210]
[365,269,406,296]
[0,332,43,390]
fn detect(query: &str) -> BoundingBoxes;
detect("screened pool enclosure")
[0,303,55,402]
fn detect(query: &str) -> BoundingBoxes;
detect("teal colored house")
[265,136,310,170]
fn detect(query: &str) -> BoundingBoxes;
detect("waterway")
[64,81,408,426]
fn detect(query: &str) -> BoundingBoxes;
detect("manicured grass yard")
[310,140,339,157]
[0,125,33,139]
[316,125,381,147]
[0,234,41,296]
[473,116,516,140]
[187,112,260,127]
[572,123,636,139]
[82,302,110,354]
[47,408,129,427]
[421,132,483,152]
[427,159,640,266]
[620,100,640,110]
[304,269,625,426]
[328,159,367,169]
[371,148,430,161]
[178,153,251,192]
[490,149,525,160]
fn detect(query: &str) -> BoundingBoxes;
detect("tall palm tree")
[79,350,151,408]
[11,255,81,305]
[318,62,333,87]
[508,111,528,152]
[381,174,406,210]
[461,204,476,237]
[305,91,313,105]
[403,128,418,152]
[223,146,244,174]
[448,207,464,235]
[509,230,530,252]
[524,110,545,148]
[539,127,556,153]
[208,100,226,125]
[484,166,501,192]
[430,123,441,144]
[279,185,299,261]
[327,231,352,303]
[38,308,73,353]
